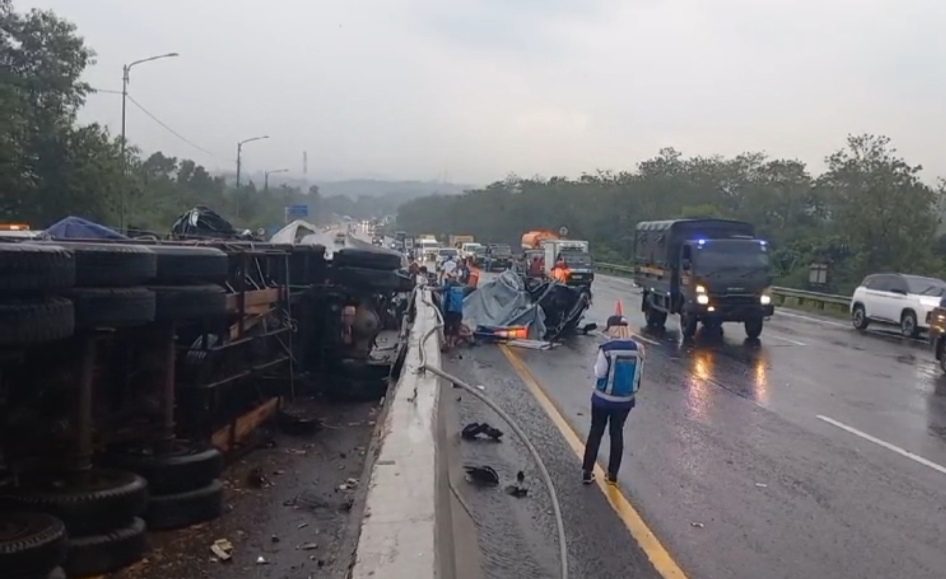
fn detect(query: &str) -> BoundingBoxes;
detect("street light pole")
[120,51,178,232]
[264,168,289,193]
[235,135,269,190]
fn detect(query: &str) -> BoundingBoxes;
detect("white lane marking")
[632,333,660,346]
[816,415,946,476]
[774,309,850,329]
[766,333,807,346]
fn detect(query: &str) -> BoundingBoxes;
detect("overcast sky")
[22,0,946,184]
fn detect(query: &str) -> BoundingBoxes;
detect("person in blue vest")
[440,274,466,349]
[581,314,644,486]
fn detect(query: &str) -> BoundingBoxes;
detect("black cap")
[606,315,628,329]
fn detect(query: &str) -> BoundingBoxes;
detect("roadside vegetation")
[398,138,946,294]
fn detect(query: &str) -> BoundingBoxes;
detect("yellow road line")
[499,345,688,579]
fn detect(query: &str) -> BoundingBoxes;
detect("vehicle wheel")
[851,304,869,331]
[332,266,413,292]
[106,442,223,495]
[144,479,223,530]
[64,517,147,577]
[745,316,764,339]
[0,244,75,293]
[65,287,156,329]
[51,242,157,287]
[0,469,148,536]
[0,512,67,579]
[150,285,228,321]
[679,312,698,339]
[900,310,919,338]
[149,245,229,284]
[333,247,401,270]
[0,298,74,346]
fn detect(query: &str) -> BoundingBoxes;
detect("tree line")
[0,1,383,236]
[396,138,946,292]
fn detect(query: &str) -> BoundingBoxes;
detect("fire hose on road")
[417,289,569,579]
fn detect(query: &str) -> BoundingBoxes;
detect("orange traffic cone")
[615,299,624,316]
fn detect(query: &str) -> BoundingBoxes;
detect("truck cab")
[543,239,594,288]
[635,219,773,339]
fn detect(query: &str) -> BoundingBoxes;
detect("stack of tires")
[332,247,411,293]
[108,245,229,532]
[0,242,231,577]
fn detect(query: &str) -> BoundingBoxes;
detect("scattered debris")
[461,422,504,442]
[278,408,323,436]
[246,467,270,489]
[755,482,768,488]
[340,498,355,512]
[346,477,359,487]
[297,522,309,530]
[339,452,347,459]
[505,484,529,498]
[690,522,705,529]
[516,470,525,484]
[210,539,234,562]
[273,469,286,476]
[464,465,500,487]
[271,534,280,543]
[476,385,486,391]
[507,338,555,350]
[256,555,269,565]
[300,543,319,551]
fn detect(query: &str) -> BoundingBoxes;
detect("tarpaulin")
[44,216,126,240]
[462,270,547,339]
[270,220,320,244]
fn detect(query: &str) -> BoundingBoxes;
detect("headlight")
[695,284,707,294]
[760,294,772,305]
[697,294,710,305]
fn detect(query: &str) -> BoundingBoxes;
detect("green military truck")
[634,219,774,339]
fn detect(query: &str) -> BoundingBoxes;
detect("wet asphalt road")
[462,273,946,579]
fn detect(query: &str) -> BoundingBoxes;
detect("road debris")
[210,539,234,562]
[690,521,705,529]
[300,543,319,551]
[755,482,768,488]
[256,556,269,565]
[464,465,500,486]
[461,422,504,442]
[505,484,529,498]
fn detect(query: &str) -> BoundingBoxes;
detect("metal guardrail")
[595,262,852,311]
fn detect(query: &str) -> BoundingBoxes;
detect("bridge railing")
[595,262,852,316]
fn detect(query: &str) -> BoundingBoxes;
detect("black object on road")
[464,465,500,487]
[461,422,504,442]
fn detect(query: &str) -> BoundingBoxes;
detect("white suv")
[850,273,946,337]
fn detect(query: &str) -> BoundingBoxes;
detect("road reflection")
[681,334,772,411]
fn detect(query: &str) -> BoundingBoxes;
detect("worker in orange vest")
[551,256,570,283]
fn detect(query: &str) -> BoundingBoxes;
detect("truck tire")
[745,316,764,339]
[150,285,228,321]
[0,298,74,346]
[0,244,75,293]
[149,245,229,284]
[65,287,155,329]
[333,266,413,292]
[144,479,223,530]
[900,310,919,338]
[851,304,869,331]
[334,247,401,270]
[679,312,697,340]
[52,243,157,287]
[64,517,147,577]
[0,469,148,536]
[106,442,223,494]
[0,512,67,579]
[644,304,667,329]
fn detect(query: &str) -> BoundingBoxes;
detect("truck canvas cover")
[635,219,755,268]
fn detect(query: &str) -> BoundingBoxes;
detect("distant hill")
[314,179,470,198]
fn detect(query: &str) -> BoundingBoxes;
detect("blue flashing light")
[759,240,767,246]
[697,239,706,246]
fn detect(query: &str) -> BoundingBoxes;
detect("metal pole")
[236,141,243,189]
[264,170,269,193]
[120,65,129,232]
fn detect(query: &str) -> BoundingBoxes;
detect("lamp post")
[120,52,178,232]
[235,135,270,190]
[264,168,289,192]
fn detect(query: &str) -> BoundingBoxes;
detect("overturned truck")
[0,212,412,578]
